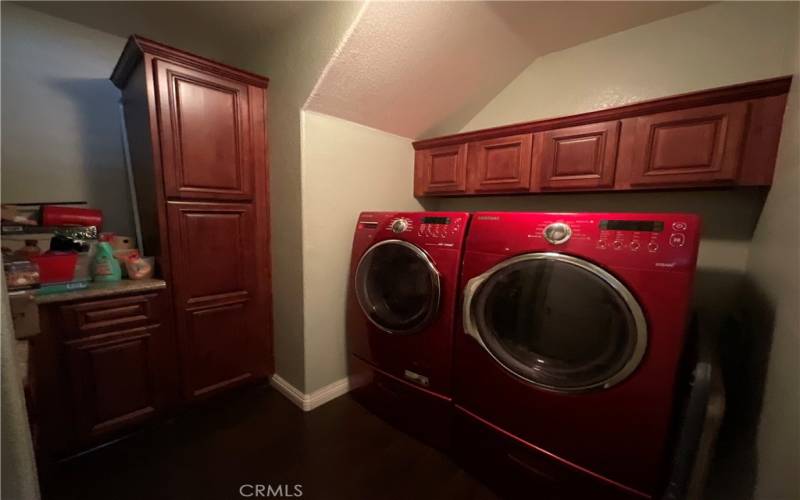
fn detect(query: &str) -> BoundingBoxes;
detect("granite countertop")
[33,278,167,305]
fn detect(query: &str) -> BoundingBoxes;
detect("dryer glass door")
[464,253,647,392]
[355,240,440,334]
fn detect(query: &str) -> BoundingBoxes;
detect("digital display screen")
[600,220,664,232]
[422,216,450,225]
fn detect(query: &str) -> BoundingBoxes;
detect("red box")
[31,253,78,284]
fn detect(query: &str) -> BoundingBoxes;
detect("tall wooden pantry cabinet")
[111,36,273,401]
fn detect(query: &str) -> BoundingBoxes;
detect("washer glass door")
[464,253,647,392]
[355,240,440,334]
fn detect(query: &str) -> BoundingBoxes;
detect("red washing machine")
[453,212,700,499]
[346,212,469,449]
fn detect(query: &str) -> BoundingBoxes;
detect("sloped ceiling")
[304,1,709,138]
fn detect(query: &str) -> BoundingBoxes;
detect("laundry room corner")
[299,111,421,395]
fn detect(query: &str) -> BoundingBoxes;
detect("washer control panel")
[469,212,700,271]
[594,218,692,254]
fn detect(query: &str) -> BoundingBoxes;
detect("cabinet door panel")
[155,60,253,200]
[167,201,266,398]
[187,302,253,397]
[65,326,159,436]
[415,144,468,195]
[470,134,533,193]
[629,102,748,186]
[538,122,619,190]
[172,205,251,304]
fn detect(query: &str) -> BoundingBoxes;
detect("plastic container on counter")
[30,253,78,284]
[91,242,121,282]
[4,260,40,290]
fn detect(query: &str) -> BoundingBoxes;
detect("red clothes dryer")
[453,212,700,499]
[347,211,469,449]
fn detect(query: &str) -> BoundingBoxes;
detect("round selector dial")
[543,222,572,245]
[391,219,409,233]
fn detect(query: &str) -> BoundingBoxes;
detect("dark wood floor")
[43,384,499,500]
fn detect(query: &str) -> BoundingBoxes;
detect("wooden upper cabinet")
[537,122,619,190]
[415,143,468,196]
[411,77,790,197]
[468,133,533,193]
[628,102,748,186]
[155,60,253,201]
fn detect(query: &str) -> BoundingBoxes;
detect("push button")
[672,222,688,231]
[648,242,659,252]
[669,233,686,247]
[629,241,640,251]
[612,241,624,250]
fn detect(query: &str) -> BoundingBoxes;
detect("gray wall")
[1,3,133,236]
[738,34,800,500]
[234,2,364,393]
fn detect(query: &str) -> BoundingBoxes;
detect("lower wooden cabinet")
[64,325,161,438]
[33,289,178,457]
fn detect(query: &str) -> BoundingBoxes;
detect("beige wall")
[236,2,364,392]
[431,2,799,498]
[301,111,421,392]
[1,3,133,236]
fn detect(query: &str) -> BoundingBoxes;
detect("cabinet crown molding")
[111,35,269,89]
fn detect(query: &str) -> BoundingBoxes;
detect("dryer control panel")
[355,212,470,248]
[467,212,701,271]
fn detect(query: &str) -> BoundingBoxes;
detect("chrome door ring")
[462,252,647,392]
[355,239,441,335]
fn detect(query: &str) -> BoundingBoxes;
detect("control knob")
[391,219,409,233]
[543,222,572,245]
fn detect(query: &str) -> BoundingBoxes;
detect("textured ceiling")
[304,1,710,138]
[15,1,314,63]
[20,1,710,138]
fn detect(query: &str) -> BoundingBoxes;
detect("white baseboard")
[270,374,350,412]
